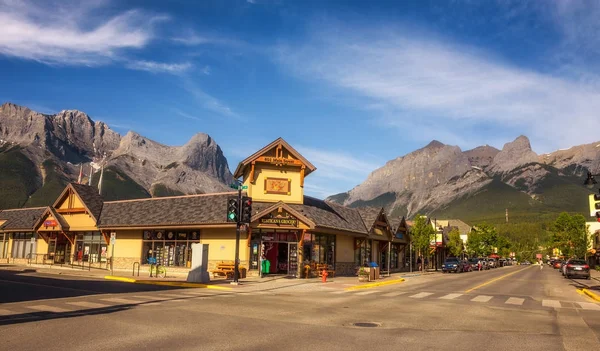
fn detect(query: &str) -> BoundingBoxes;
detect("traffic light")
[590,191,600,222]
[227,197,239,223]
[241,196,252,223]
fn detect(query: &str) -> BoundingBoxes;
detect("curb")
[581,288,600,302]
[104,276,232,290]
[345,278,405,291]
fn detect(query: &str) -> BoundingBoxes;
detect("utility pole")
[233,182,242,284]
[506,208,509,223]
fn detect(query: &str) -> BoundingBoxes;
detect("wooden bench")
[316,264,335,278]
[211,262,245,279]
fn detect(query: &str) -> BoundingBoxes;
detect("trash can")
[369,262,379,280]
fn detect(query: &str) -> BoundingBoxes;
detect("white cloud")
[172,108,202,121]
[0,0,166,65]
[126,60,192,74]
[182,80,242,120]
[201,65,211,75]
[276,22,600,153]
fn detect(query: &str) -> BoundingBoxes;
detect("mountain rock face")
[0,102,232,207]
[328,135,600,222]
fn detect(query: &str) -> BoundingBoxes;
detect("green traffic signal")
[228,212,237,220]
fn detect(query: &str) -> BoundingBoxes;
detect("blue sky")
[1,0,600,198]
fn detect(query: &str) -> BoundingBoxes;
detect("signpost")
[110,232,116,275]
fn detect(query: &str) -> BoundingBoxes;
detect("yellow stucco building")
[0,138,410,277]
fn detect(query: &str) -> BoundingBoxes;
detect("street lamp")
[584,172,598,189]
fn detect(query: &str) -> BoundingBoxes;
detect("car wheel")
[564,274,569,279]
[587,276,591,280]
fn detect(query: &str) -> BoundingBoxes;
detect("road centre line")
[464,266,532,293]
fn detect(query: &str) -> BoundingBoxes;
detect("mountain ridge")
[0,102,232,209]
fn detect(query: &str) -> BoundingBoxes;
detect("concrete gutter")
[104,276,232,290]
[581,288,600,302]
[345,278,405,291]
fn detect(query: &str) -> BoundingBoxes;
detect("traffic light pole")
[233,184,242,284]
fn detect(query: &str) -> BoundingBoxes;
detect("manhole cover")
[352,322,380,328]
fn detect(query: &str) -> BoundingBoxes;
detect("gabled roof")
[251,201,316,229]
[252,197,368,235]
[99,192,237,228]
[233,137,317,178]
[357,207,384,233]
[53,183,104,222]
[390,216,408,233]
[433,219,472,235]
[36,207,70,231]
[0,207,48,232]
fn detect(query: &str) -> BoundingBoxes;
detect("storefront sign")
[260,218,298,226]
[263,157,297,166]
[44,220,58,227]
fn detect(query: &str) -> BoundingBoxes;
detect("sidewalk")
[0,263,439,292]
[578,269,600,302]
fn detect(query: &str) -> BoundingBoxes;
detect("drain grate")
[352,322,380,328]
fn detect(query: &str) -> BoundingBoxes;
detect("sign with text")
[110,232,116,245]
[259,218,298,226]
[263,157,297,166]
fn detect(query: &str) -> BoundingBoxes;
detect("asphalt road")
[1,265,599,351]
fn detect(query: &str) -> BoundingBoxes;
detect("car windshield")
[568,260,586,265]
[445,258,459,262]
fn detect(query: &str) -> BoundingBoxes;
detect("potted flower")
[358,267,369,282]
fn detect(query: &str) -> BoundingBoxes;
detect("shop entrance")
[258,231,299,277]
[48,234,71,264]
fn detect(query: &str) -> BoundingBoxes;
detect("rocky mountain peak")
[424,140,445,149]
[463,145,500,169]
[488,135,538,174]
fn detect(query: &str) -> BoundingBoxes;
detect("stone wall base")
[335,262,356,276]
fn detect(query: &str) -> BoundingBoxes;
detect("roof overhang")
[252,201,316,230]
[233,137,316,179]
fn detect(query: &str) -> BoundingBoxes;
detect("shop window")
[11,232,36,259]
[302,233,335,267]
[75,232,107,263]
[354,239,371,267]
[142,230,200,267]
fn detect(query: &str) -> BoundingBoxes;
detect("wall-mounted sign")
[264,177,291,195]
[44,220,58,227]
[260,218,298,226]
[263,157,297,166]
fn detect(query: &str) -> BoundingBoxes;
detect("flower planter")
[358,275,369,282]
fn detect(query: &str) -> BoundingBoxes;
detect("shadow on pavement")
[0,268,186,304]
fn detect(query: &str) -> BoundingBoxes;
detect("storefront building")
[1,138,410,277]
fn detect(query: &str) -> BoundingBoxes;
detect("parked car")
[442,257,464,273]
[461,260,473,272]
[487,258,498,268]
[553,260,563,269]
[521,260,531,265]
[479,258,490,270]
[563,259,591,279]
[498,258,506,267]
[468,258,482,270]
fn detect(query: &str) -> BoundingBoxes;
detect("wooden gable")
[233,137,317,184]
[252,201,315,230]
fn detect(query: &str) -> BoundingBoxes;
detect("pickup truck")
[442,258,464,273]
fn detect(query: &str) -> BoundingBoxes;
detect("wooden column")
[297,229,306,278]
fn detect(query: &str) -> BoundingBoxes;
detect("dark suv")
[563,259,591,280]
[442,257,464,273]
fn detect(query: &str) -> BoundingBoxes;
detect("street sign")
[242,185,248,189]
[110,232,116,245]
[30,237,36,244]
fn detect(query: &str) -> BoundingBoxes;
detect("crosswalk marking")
[380,292,406,297]
[439,293,462,300]
[505,297,525,306]
[355,291,378,296]
[542,300,562,308]
[331,290,352,294]
[28,305,71,313]
[138,302,162,307]
[471,295,492,303]
[157,294,188,299]
[576,302,600,311]
[0,309,20,316]
[100,298,142,305]
[410,292,434,299]
[66,301,109,309]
